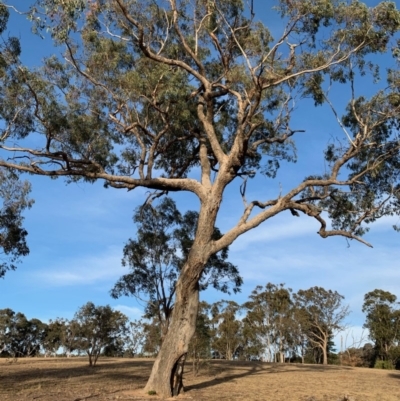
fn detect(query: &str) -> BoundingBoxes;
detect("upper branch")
[114,0,210,88]
[169,0,206,77]
[196,96,227,165]
[286,201,373,248]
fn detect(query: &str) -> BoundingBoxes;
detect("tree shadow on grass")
[275,363,354,371]
[0,358,357,400]
[387,372,400,380]
[184,361,354,394]
[0,358,158,401]
[0,358,154,386]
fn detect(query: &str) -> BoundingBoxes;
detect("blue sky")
[2,0,400,351]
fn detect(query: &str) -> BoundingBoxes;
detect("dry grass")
[0,357,399,401]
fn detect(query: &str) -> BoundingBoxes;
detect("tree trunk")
[93,351,100,367]
[279,340,284,363]
[322,340,328,365]
[144,273,200,398]
[226,344,232,361]
[144,196,222,397]
[87,352,93,367]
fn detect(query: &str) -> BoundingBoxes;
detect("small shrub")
[374,360,394,370]
[147,390,157,395]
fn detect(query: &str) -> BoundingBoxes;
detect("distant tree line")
[141,283,348,369]
[0,302,129,366]
[2,286,399,370]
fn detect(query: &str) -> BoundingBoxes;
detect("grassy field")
[0,357,399,400]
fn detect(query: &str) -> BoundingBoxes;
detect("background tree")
[111,197,242,344]
[103,340,125,357]
[74,302,129,366]
[0,309,47,358]
[294,287,349,365]
[124,319,146,357]
[56,318,81,358]
[22,317,47,357]
[240,319,265,361]
[142,319,162,357]
[188,301,212,375]
[303,327,337,364]
[362,289,400,366]
[243,283,294,363]
[290,306,311,364]
[1,0,400,395]
[210,300,242,361]
[0,308,19,357]
[42,319,64,357]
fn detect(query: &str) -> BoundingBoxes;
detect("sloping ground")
[0,358,399,401]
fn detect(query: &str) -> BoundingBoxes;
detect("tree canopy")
[0,169,32,277]
[74,302,129,366]
[1,0,400,246]
[1,0,400,396]
[243,283,294,363]
[294,286,349,365]
[0,308,46,358]
[362,289,400,364]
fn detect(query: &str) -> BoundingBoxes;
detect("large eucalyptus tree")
[1,0,400,396]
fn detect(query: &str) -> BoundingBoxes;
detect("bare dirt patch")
[0,358,399,401]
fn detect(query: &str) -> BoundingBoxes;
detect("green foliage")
[294,287,349,365]
[142,320,161,356]
[0,0,398,259]
[74,302,129,366]
[124,319,146,357]
[0,3,9,35]
[210,300,242,360]
[55,318,81,357]
[2,0,399,201]
[362,289,400,363]
[0,308,47,357]
[327,352,340,365]
[102,342,125,357]
[243,283,294,362]
[42,319,63,356]
[189,302,212,375]
[374,359,395,370]
[0,169,33,277]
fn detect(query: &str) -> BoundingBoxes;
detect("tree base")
[171,353,187,396]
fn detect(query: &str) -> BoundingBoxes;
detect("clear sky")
[2,0,400,352]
